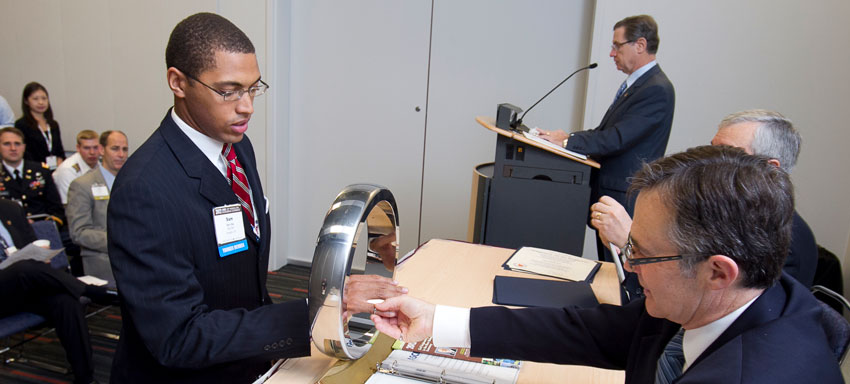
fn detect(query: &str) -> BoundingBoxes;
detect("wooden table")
[269,239,625,383]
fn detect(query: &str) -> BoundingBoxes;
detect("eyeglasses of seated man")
[622,233,706,267]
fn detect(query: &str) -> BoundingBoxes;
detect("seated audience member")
[0,127,65,224]
[53,130,101,205]
[373,146,842,383]
[591,109,817,287]
[66,131,128,282]
[0,197,113,384]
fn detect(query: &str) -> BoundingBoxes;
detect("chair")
[0,222,74,373]
[811,283,850,380]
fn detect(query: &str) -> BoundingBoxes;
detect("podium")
[469,116,599,256]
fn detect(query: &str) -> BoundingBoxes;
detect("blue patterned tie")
[655,328,685,384]
[611,81,627,106]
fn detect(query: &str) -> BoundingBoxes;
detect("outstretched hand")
[370,295,435,343]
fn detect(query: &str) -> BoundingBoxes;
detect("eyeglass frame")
[621,233,705,267]
[610,39,636,51]
[181,70,269,102]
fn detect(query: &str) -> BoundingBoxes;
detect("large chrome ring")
[308,184,399,359]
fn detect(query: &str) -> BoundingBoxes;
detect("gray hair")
[629,145,793,289]
[719,109,801,172]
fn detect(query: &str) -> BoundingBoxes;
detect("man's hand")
[371,295,435,343]
[342,274,408,319]
[536,129,569,146]
[590,196,632,249]
[369,233,397,271]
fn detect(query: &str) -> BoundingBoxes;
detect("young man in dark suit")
[538,15,675,262]
[372,146,842,384]
[0,127,65,224]
[107,13,405,383]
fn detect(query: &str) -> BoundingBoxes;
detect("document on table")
[504,246,600,282]
[372,350,518,384]
[521,130,588,160]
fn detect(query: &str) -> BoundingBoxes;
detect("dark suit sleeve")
[0,200,37,246]
[470,300,647,369]
[108,177,309,369]
[566,81,674,158]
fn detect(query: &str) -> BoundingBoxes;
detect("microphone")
[512,63,598,129]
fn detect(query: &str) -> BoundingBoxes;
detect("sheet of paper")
[365,373,425,384]
[78,275,109,286]
[506,246,598,281]
[521,131,588,160]
[0,243,63,270]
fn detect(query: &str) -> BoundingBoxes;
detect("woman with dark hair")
[14,82,65,168]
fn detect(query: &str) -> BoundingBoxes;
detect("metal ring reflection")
[308,184,399,359]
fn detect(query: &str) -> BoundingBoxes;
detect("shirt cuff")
[432,305,471,348]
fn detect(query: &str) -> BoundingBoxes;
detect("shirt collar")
[98,163,116,191]
[681,294,760,371]
[3,161,23,176]
[625,60,657,88]
[170,108,228,177]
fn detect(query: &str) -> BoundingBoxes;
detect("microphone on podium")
[497,63,597,131]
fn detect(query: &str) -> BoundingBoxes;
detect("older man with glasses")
[371,145,842,384]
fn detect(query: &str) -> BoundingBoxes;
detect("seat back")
[30,220,69,271]
[812,285,850,364]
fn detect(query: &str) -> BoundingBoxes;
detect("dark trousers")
[0,260,93,384]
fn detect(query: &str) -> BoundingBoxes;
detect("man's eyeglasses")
[183,72,269,102]
[611,40,635,51]
[622,234,704,267]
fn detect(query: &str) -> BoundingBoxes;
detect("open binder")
[370,350,518,384]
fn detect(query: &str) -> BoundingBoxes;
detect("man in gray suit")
[66,130,128,282]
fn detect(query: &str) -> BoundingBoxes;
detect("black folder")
[492,275,599,308]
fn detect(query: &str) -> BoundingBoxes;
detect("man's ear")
[704,255,739,290]
[767,158,781,169]
[167,67,188,99]
[635,37,648,54]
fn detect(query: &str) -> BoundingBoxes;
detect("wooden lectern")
[470,116,600,256]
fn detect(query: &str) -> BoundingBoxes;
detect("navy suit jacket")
[107,111,310,383]
[566,65,675,213]
[469,275,841,383]
[786,210,817,287]
[0,198,37,247]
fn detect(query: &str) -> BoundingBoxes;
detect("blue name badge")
[219,239,248,257]
[213,204,248,258]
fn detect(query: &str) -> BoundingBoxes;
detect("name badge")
[45,156,58,169]
[213,204,247,257]
[91,184,110,200]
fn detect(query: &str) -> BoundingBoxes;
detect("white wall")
[585,1,850,283]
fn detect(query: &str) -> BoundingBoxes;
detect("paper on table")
[521,131,588,160]
[378,350,518,384]
[505,246,598,282]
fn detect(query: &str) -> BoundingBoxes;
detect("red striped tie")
[222,143,255,228]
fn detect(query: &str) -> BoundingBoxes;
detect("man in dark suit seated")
[537,14,675,263]
[0,127,65,225]
[591,109,817,288]
[0,198,114,384]
[372,146,842,383]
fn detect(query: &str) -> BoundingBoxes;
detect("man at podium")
[538,14,675,263]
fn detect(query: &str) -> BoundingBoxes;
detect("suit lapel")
[598,65,662,129]
[158,110,235,210]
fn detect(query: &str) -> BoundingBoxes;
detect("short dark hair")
[614,15,659,54]
[165,12,255,78]
[21,82,56,130]
[719,109,801,173]
[99,130,127,147]
[76,130,98,144]
[629,145,793,289]
[0,126,25,141]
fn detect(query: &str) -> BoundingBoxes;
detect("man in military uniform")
[0,127,65,225]
[53,130,101,205]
